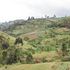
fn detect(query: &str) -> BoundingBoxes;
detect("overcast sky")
[0,0,70,22]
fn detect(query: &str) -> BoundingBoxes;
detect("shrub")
[26,53,33,63]
[2,42,9,49]
[14,37,23,45]
[61,56,70,61]
[6,48,17,64]
[24,37,29,41]
[61,43,67,56]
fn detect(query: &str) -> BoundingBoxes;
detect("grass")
[33,51,57,59]
[0,62,70,70]
[0,31,15,46]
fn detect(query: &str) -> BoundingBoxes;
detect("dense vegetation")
[0,16,70,70]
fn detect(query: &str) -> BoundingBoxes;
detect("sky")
[0,0,70,22]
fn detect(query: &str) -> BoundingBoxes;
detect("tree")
[2,42,9,49]
[6,48,17,64]
[26,53,33,63]
[28,17,31,20]
[31,16,34,20]
[45,15,49,19]
[14,37,23,45]
[59,17,70,28]
[61,43,67,56]
[0,35,9,49]
[53,14,56,18]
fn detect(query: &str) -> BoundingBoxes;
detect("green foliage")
[58,17,70,28]
[26,53,33,63]
[24,37,29,41]
[61,43,67,56]
[1,17,70,67]
[15,37,23,45]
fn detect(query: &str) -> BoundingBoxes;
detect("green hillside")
[0,17,70,70]
[3,18,60,36]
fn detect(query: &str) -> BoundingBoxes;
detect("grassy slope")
[0,31,15,46]
[0,31,34,49]
[0,18,70,70]
[5,18,58,36]
[0,62,70,70]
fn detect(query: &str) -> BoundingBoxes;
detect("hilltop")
[0,18,60,36]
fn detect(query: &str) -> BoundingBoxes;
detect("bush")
[61,56,70,61]
[61,43,67,56]
[24,37,29,41]
[26,53,33,63]
[2,42,9,49]
[14,37,23,45]
[6,48,17,64]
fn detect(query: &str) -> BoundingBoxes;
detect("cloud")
[0,0,70,21]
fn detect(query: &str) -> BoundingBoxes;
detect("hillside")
[0,31,15,46]
[0,17,70,70]
[0,18,60,36]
